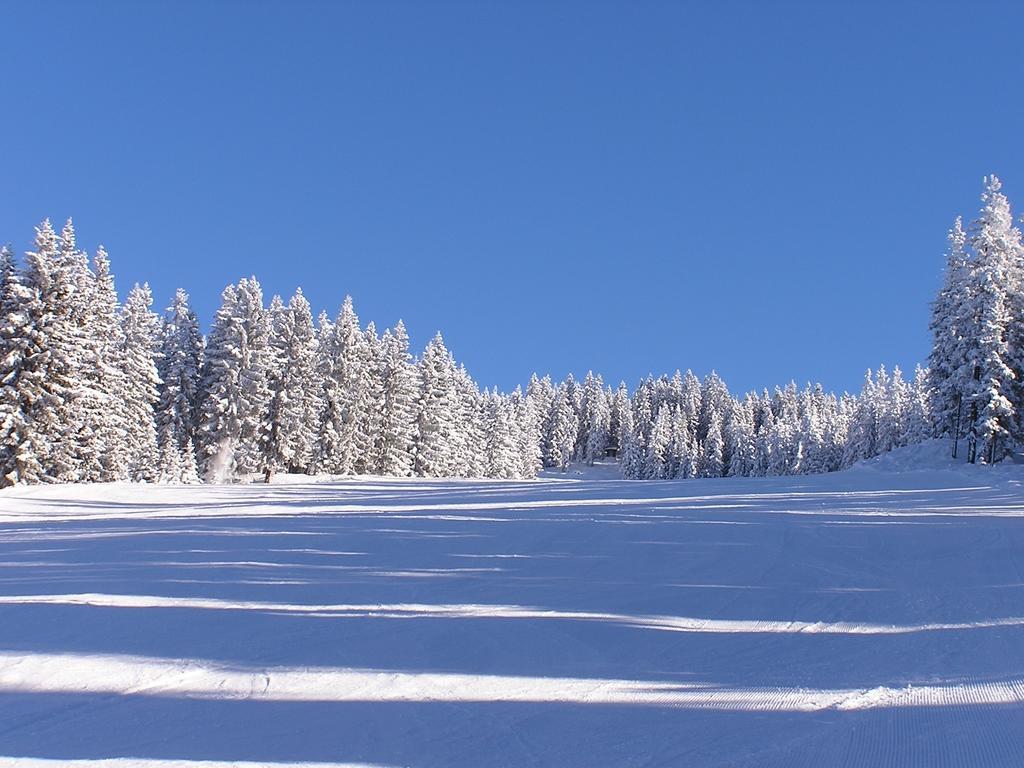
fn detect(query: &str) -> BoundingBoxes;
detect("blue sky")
[2,1,1023,395]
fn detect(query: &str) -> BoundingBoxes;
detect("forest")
[0,176,1020,486]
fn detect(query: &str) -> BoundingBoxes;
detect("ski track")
[0,465,1023,766]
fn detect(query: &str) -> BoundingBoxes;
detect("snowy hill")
[2,464,1024,767]
[853,437,1023,475]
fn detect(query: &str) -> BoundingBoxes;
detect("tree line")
[0,175,1019,486]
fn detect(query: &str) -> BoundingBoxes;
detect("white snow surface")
[1,447,1024,766]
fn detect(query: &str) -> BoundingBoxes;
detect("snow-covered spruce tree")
[120,283,161,481]
[796,388,826,475]
[373,321,418,476]
[90,248,130,481]
[644,404,673,480]
[962,176,1021,463]
[196,278,271,481]
[354,322,385,475]
[928,217,970,451]
[631,379,654,451]
[619,413,644,479]
[575,371,606,462]
[156,288,204,456]
[483,390,521,479]
[20,220,81,481]
[0,245,46,486]
[609,381,631,457]
[414,333,461,477]
[180,437,201,484]
[157,429,183,483]
[670,405,696,479]
[454,364,486,478]
[316,296,369,475]
[903,365,933,446]
[314,310,342,473]
[262,294,289,478]
[698,403,725,478]
[681,370,702,438]
[526,374,555,446]
[264,289,321,478]
[511,385,543,478]
[55,221,112,482]
[583,375,611,465]
[197,283,240,479]
[544,381,578,472]
[727,396,757,477]
[843,371,877,467]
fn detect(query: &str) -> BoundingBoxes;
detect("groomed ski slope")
[1,442,1023,767]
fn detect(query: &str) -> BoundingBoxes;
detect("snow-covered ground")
[1,446,1024,767]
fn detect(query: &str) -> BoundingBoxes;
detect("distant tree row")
[0,175,1018,487]
[531,365,930,480]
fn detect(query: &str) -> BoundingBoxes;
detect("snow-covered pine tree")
[157,430,183,483]
[526,374,555,464]
[483,390,521,479]
[681,370,702,438]
[56,221,110,483]
[264,289,321,478]
[902,365,933,446]
[670,405,696,478]
[511,385,543,478]
[354,322,384,475]
[196,278,271,481]
[752,391,774,476]
[726,396,757,477]
[180,437,201,484]
[583,375,611,465]
[698,403,725,478]
[90,248,129,481]
[0,245,46,486]
[609,382,630,458]
[156,288,203,456]
[796,387,826,475]
[373,320,418,476]
[873,365,900,456]
[631,379,654,453]
[928,217,970,453]
[843,371,877,467]
[544,381,578,472]
[21,220,79,481]
[414,333,461,477]
[320,296,367,475]
[314,310,343,474]
[262,294,289,479]
[454,364,486,477]
[619,411,644,479]
[120,283,161,481]
[962,176,1021,463]
[644,404,673,479]
[235,278,273,476]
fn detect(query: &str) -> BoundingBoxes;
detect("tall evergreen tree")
[373,321,418,476]
[265,289,320,477]
[90,248,129,481]
[414,333,461,477]
[196,278,271,480]
[0,245,45,486]
[156,288,203,455]
[120,283,161,481]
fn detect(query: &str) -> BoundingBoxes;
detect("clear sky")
[2,1,1023,396]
